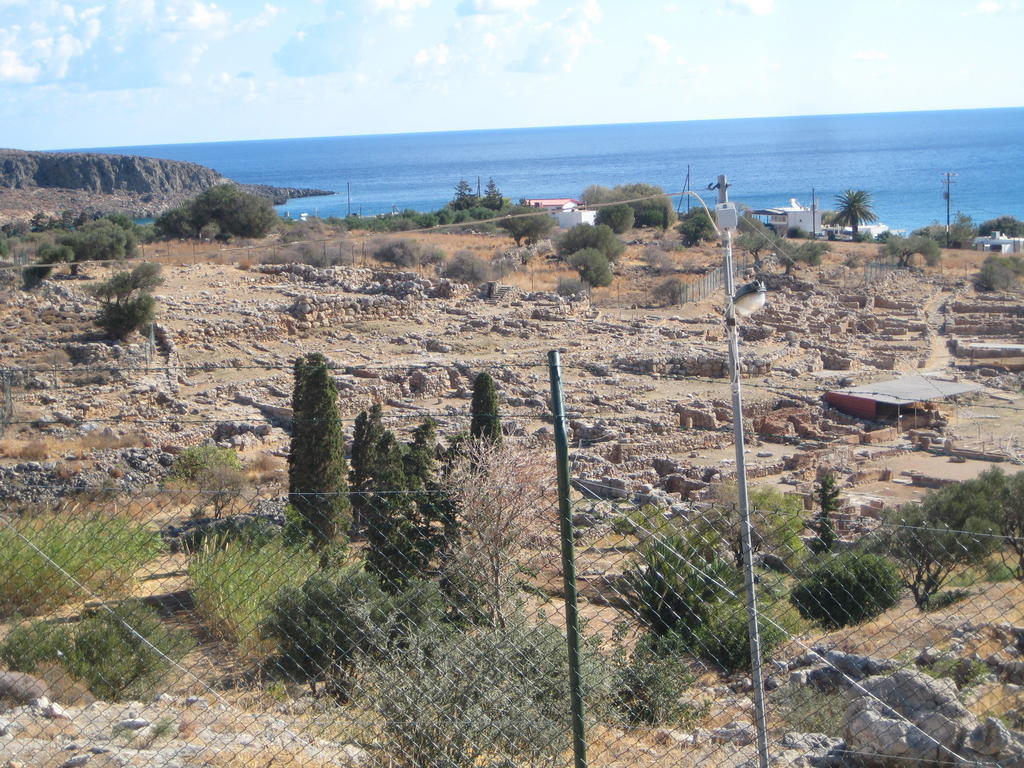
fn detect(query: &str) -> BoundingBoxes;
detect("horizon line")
[55,104,1024,154]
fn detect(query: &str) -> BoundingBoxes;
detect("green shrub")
[611,632,708,726]
[691,602,787,673]
[921,588,972,612]
[569,247,613,287]
[263,567,444,684]
[94,294,156,340]
[171,445,242,482]
[156,185,276,240]
[2,602,192,701]
[596,204,635,234]
[556,276,587,296]
[0,516,162,618]
[365,618,603,768]
[189,539,317,659]
[652,277,685,306]
[770,685,846,736]
[790,552,902,629]
[177,515,281,554]
[978,255,1023,292]
[371,238,443,267]
[0,621,72,672]
[58,218,138,262]
[88,262,163,341]
[677,208,716,246]
[627,530,738,637]
[557,223,624,262]
[68,602,192,700]
[439,251,495,283]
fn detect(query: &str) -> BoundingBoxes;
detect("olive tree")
[87,262,163,340]
[876,478,1001,608]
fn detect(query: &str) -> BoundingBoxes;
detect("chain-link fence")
[1,360,1023,767]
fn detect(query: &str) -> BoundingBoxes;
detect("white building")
[974,232,1024,254]
[750,198,823,236]
[524,198,581,212]
[554,208,597,228]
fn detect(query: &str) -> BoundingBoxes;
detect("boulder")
[0,671,50,705]
[841,669,1024,766]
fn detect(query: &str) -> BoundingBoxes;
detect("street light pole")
[715,174,770,768]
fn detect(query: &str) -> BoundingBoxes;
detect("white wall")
[554,209,597,228]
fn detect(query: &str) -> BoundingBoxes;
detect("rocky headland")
[0,149,332,222]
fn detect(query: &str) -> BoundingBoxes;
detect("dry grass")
[246,451,286,485]
[79,430,147,451]
[5,438,50,460]
[183,748,343,768]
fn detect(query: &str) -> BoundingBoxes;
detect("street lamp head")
[732,280,767,317]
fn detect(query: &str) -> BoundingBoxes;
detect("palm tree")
[833,189,878,238]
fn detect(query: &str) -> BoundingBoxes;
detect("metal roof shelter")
[824,376,981,420]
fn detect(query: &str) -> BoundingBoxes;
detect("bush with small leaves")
[439,251,495,283]
[88,262,163,340]
[264,567,443,689]
[366,618,607,768]
[371,237,443,267]
[611,632,707,726]
[677,208,716,246]
[978,254,1023,292]
[790,552,902,629]
[556,276,587,296]
[652,277,685,306]
[557,223,624,262]
[628,529,738,637]
[691,602,786,673]
[2,601,193,701]
[172,445,242,482]
[569,247,613,287]
[596,203,635,234]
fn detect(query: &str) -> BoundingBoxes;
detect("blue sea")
[77,108,1024,232]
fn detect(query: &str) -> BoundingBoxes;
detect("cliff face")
[0,149,227,196]
[0,149,333,223]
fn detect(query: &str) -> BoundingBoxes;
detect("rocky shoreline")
[0,148,332,223]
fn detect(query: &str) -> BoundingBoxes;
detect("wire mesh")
[1,423,1024,766]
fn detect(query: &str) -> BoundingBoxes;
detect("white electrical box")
[715,202,739,230]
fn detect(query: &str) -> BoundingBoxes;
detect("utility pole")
[715,174,770,768]
[942,171,958,247]
[811,186,817,239]
[686,165,691,213]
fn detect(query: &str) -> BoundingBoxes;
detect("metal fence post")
[548,350,588,768]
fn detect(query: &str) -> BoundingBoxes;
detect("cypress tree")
[350,404,385,531]
[810,472,841,553]
[469,372,502,444]
[288,353,350,554]
[367,420,453,592]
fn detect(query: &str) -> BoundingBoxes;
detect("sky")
[1,0,1022,150]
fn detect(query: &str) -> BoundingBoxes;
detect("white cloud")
[646,33,671,56]
[457,0,537,15]
[977,1,1002,12]
[723,0,775,15]
[0,48,40,83]
[371,0,431,8]
[508,1,602,73]
[852,49,888,61]
[235,3,280,31]
[413,42,450,68]
[185,2,229,32]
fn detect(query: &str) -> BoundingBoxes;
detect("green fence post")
[547,350,588,768]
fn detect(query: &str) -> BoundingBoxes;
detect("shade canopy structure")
[824,376,981,420]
